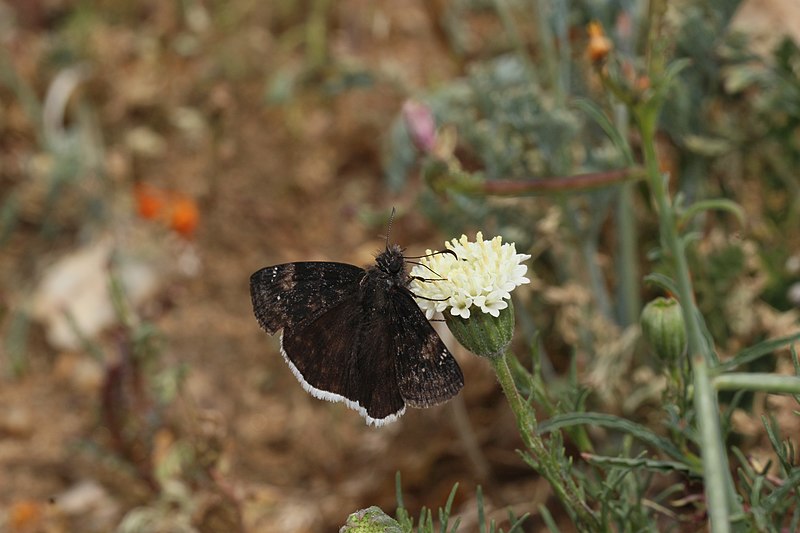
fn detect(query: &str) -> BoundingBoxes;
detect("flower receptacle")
[340,506,402,533]
[445,299,515,359]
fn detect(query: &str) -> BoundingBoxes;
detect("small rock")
[0,406,34,438]
[54,480,119,532]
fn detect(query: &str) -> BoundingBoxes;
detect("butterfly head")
[374,243,408,286]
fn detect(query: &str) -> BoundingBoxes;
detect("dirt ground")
[0,2,553,531]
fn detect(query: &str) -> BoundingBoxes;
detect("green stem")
[614,104,640,326]
[713,373,800,394]
[639,119,709,364]
[491,352,536,436]
[490,352,600,529]
[616,182,639,325]
[637,107,745,529]
[693,356,734,533]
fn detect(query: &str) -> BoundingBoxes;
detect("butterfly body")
[250,244,464,426]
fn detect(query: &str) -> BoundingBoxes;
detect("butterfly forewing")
[250,262,364,334]
[391,288,464,407]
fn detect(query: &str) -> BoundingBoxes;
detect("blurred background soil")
[4,0,800,531]
[0,1,545,531]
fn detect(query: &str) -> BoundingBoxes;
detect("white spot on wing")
[279,333,405,427]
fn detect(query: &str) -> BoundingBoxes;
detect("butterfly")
[249,241,464,426]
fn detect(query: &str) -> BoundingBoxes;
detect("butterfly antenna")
[385,207,396,250]
[404,249,458,260]
[406,260,444,279]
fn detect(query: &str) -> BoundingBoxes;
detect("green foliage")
[0,53,106,245]
[372,0,800,530]
[393,473,527,533]
[395,475,462,533]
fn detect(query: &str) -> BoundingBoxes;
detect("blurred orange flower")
[9,499,42,532]
[134,184,199,238]
[587,21,612,63]
[135,183,165,220]
[170,196,200,238]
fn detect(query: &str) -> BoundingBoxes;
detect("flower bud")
[587,21,612,63]
[340,507,402,533]
[401,99,436,154]
[445,299,515,359]
[640,297,687,362]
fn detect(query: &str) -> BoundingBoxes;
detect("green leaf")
[537,412,693,467]
[439,482,459,533]
[762,415,794,474]
[582,453,694,474]
[504,511,529,533]
[678,198,745,227]
[537,506,561,533]
[643,273,679,295]
[715,330,800,373]
[574,98,634,164]
[763,468,800,513]
[395,472,413,529]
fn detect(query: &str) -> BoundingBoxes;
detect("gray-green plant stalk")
[636,97,745,532]
[489,351,600,529]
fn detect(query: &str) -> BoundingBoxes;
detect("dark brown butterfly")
[250,243,463,426]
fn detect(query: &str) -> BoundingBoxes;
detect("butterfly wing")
[281,295,406,426]
[250,262,364,335]
[251,261,406,425]
[390,288,464,408]
[250,258,463,425]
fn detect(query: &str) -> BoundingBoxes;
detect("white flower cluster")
[410,232,531,319]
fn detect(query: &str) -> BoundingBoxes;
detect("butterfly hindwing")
[250,262,364,334]
[391,288,464,408]
[281,294,406,425]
